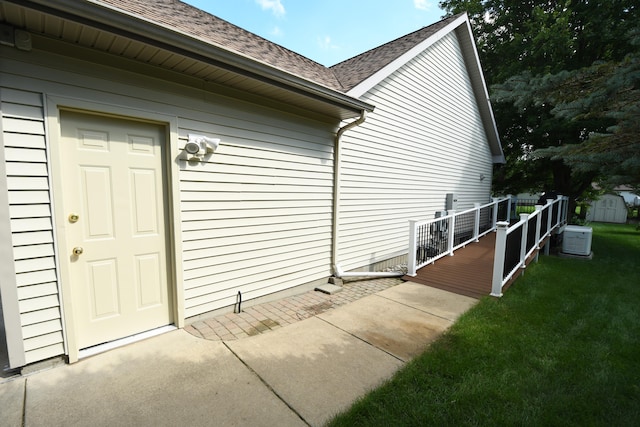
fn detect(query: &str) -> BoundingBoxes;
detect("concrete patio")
[0,280,477,427]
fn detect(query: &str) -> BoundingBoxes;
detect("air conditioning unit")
[562,225,593,256]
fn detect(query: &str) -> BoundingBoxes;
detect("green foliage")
[539,49,640,190]
[329,223,640,426]
[440,0,638,85]
[439,0,640,200]
[494,32,640,191]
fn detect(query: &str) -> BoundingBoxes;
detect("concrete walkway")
[0,280,476,427]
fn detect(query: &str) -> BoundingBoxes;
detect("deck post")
[506,194,513,221]
[546,199,554,228]
[473,203,481,242]
[491,221,509,297]
[447,210,456,256]
[534,205,543,262]
[519,213,529,269]
[491,197,499,229]
[408,220,418,276]
[555,195,563,228]
[544,200,553,255]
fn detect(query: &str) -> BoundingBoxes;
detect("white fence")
[491,195,569,296]
[407,197,511,276]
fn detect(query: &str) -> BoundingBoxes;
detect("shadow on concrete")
[20,330,306,427]
[227,317,404,426]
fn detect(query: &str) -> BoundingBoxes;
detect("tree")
[534,44,640,193]
[496,44,640,192]
[439,0,639,208]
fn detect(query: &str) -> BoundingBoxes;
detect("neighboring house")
[586,194,628,223]
[516,193,541,202]
[0,0,503,369]
[620,192,640,207]
[615,186,640,208]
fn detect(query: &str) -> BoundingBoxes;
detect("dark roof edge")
[454,19,505,163]
[18,0,374,114]
[343,14,469,98]
[331,13,464,70]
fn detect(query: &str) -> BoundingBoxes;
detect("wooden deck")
[403,232,499,299]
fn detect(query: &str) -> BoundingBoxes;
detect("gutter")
[17,0,374,116]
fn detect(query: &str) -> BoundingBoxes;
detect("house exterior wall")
[337,31,494,271]
[178,116,336,318]
[1,40,337,365]
[1,87,63,365]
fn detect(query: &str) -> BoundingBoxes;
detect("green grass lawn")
[329,223,640,426]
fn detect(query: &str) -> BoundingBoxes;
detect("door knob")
[69,213,79,223]
[73,247,84,256]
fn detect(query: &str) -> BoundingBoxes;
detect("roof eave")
[18,0,374,117]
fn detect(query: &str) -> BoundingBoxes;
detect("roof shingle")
[97,0,346,90]
[330,14,462,92]
[97,0,461,95]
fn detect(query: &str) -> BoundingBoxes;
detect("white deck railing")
[491,195,569,296]
[407,197,511,276]
[407,195,570,296]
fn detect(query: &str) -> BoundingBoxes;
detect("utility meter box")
[562,225,593,256]
[445,193,458,211]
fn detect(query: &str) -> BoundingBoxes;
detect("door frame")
[46,96,185,362]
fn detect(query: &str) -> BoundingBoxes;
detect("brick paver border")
[185,278,404,341]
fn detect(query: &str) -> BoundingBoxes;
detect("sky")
[182,0,446,66]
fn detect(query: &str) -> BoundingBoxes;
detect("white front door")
[59,111,172,349]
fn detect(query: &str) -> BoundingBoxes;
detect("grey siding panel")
[178,113,335,318]
[338,32,494,270]
[1,88,65,364]
[24,343,65,365]
[21,307,62,327]
[140,97,336,318]
[11,230,54,247]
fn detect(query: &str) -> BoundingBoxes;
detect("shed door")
[59,111,172,349]
[603,199,617,222]
[595,198,616,222]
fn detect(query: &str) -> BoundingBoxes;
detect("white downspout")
[334,264,405,279]
[331,111,405,279]
[332,110,367,272]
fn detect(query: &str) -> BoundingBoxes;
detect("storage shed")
[586,194,628,223]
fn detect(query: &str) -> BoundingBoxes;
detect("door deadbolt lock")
[72,247,84,256]
[69,213,79,223]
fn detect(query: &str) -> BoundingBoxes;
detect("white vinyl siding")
[2,40,337,348]
[1,88,65,364]
[338,32,494,270]
[178,118,335,317]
